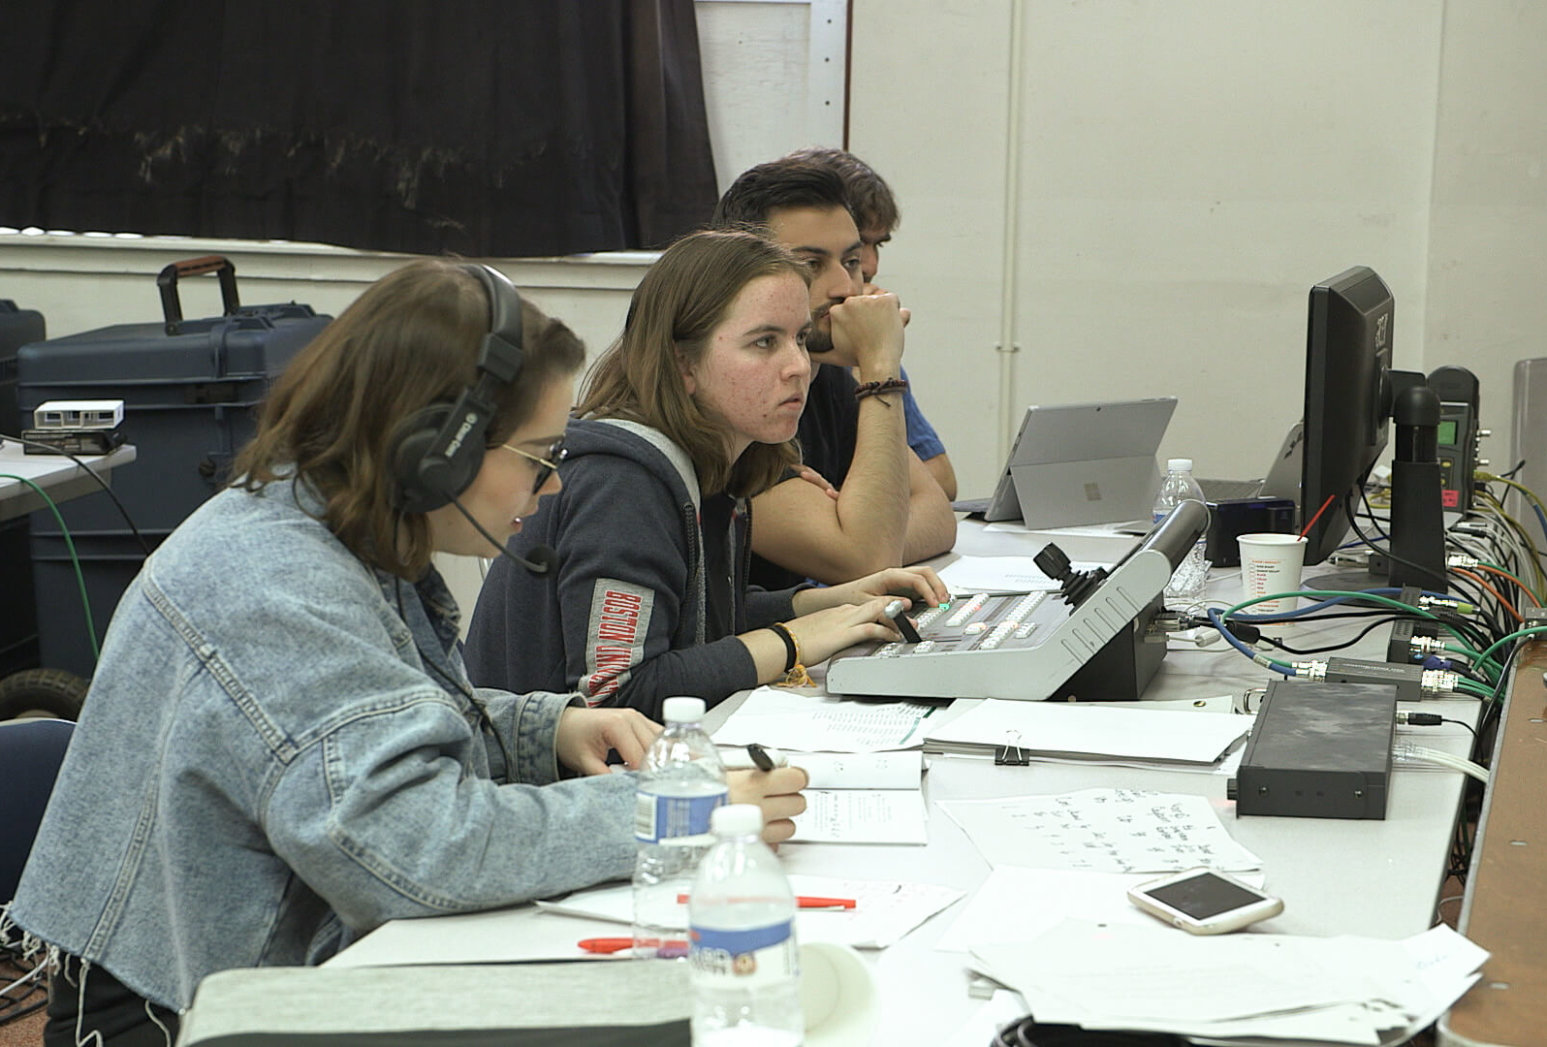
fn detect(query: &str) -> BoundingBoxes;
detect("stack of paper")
[969,919,1487,1045]
[922,698,1251,768]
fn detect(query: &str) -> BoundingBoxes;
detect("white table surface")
[330,518,1476,1046]
[0,440,137,522]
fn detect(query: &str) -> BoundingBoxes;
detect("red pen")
[578,937,688,956]
[675,893,856,910]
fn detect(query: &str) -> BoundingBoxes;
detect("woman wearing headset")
[464,229,947,717]
[8,260,807,1046]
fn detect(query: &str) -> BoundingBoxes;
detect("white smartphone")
[1126,867,1284,935]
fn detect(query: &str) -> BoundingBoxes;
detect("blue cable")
[1205,606,1294,675]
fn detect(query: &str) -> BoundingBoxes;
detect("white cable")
[0,956,45,997]
[1394,743,1490,784]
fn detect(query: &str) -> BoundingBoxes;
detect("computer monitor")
[1300,266,1394,566]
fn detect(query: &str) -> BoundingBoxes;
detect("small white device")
[34,399,126,430]
[1126,867,1283,935]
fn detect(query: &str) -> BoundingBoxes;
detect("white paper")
[534,874,963,949]
[924,699,1251,765]
[793,789,929,844]
[935,867,1158,952]
[710,686,941,752]
[936,554,1111,593]
[791,750,923,790]
[938,787,1263,873]
[967,918,1488,1046]
[983,521,1147,538]
[934,865,1269,953]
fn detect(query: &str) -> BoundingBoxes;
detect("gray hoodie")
[465,417,800,718]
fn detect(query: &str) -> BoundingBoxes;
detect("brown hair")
[232,259,585,578]
[578,229,810,497]
[711,158,852,229]
[784,146,901,233]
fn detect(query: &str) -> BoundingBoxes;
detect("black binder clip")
[994,733,1030,766]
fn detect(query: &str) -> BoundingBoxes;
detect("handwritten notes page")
[788,751,928,845]
[937,787,1262,874]
[794,750,923,789]
[711,686,940,752]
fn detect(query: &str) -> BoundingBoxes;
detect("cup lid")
[662,696,707,723]
[712,804,763,835]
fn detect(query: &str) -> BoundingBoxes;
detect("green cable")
[0,472,100,663]
[1439,643,1503,684]
[1473,625,1547,672]
[1454,678,1497,701]
[1224,589,1480,653]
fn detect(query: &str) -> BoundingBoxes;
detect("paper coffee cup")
[1238,533,1308,615]
[800,941,879,1046]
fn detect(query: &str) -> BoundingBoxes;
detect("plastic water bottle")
[633,696,728,959]
[689,805,803,1046]
[1154,457,1210,605]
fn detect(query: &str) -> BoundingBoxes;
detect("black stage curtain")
[0,1,717,256]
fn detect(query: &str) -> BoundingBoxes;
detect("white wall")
[697,0,847,191]
[1426,1,1547,477]
[848,0,1481,498]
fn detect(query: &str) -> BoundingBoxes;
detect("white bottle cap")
[711,804,764,836]
[1167,458,1194,472]
[661,696,707,724]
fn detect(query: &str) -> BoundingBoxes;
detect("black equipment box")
[1228,679,1397,819]
[20,427,127,456]
[1204,496,1296,568]
[2,299,48,677]
[17,257,331,676]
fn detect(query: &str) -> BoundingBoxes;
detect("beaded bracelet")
[768,621,814,688]
[853,377,909,404]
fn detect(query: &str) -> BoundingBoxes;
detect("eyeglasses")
[499,438,567,494]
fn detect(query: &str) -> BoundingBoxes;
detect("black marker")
[746,742,776,772]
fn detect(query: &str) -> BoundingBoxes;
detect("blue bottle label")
[633,788,728,844]
[688,919,799,988]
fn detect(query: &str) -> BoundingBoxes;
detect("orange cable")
[1472,564,1542,607]
[1451,568,1524,623]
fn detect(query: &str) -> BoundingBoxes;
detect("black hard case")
[17,257,332,676]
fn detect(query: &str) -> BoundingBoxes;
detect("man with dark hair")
[785,146,957,499]
[714,158,956,589]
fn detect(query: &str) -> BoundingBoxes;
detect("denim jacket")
[9,478,637,1011]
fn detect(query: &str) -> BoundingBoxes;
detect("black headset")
[391,263,556,575]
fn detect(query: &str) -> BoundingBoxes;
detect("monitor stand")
[1302,566,1387,604]
[1303,566,1382,592]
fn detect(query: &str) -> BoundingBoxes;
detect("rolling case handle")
[157,255,241,336]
